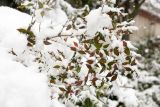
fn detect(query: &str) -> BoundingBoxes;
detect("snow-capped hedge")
[0,0,139,107]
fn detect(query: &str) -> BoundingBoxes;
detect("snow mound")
[0,6,31,55]
[86,7,112,36]
[0,7,51,107]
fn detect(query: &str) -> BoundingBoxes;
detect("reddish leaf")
[70,47,76,51]
[75,81,83,86]
[73,42,78,47]
[123,41,127,47]
[106,72,113,77]
[92,77,98,86]
[99,52,103,57]
[86,64,92,69]
[125,67,132,71]
[69,66,74,70]
[85,75,88,84]
[111,74,118,82]
[114,64,118,70]
[87,60,94,64]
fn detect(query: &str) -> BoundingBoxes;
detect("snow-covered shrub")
[8,0,138,106]
[137,36,160,75]
[131,36,160,107]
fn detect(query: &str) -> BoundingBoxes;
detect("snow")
[148,0,160,10]
[33,8,68,39]
[141,0,160,18]
[0,6,31,55]
[102,5,123,15]
[0,0,159,107]
[0,6,52,107]
[0,5,72,107]
[86,7,112,36]
[0,47,51,107]
[51,99,65,107]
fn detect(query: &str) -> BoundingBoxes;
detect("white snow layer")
[0,6,52,107]
[86,7,112,36]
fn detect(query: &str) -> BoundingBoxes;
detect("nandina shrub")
[15,0,138,106]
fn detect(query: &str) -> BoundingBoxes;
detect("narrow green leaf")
[124,47,130,55]
[54,65,60,69]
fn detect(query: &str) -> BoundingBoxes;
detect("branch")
[129,0,145,19]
